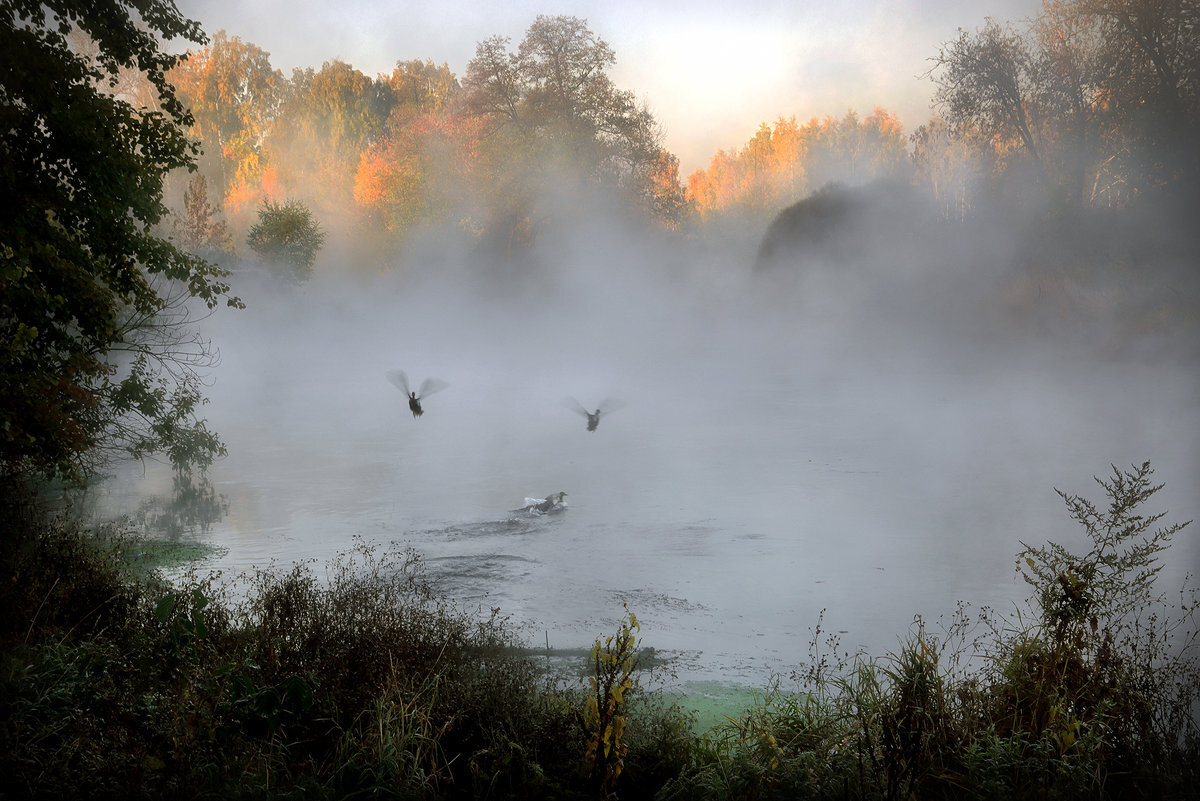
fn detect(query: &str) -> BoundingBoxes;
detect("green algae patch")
[671,681,761,734]
[115,537,225,575]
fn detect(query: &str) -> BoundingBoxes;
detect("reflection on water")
[139,473,228,537]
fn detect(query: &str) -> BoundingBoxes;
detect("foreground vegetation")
[2,462,1197,799]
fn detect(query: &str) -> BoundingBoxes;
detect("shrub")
[245,199,327,279]
[663,462,1198,801]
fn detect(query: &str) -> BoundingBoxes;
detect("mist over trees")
[927,0,1199,210]
[152,3,1197,278]
[460,15,674,241]
[684,109,911,222]
[165,16,685,264]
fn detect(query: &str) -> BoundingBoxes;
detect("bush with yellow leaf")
[580,607,641,793]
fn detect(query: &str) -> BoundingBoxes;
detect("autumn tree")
[1070,0,1199,189]
[929,3,1198,206]
[354,137,426,237]
[683,158,721,225]
[930,19,1051,191]
[910,116,992,221]
[172,174,235,257]
[268,59,395,207]
[768,116,809,205]
[644,150,690,231]
[737,123,778,213]
[1,0,240,481]
[387,59,459,119]
[1030,2,1107,203]
[169,31,286,214]
[685,109,908,222]
[801,109,906,187]
[518,15,663,185]
[461,15,669,240]
[353,113,487,241]
[304,60,393,152]
[349,62,490,247]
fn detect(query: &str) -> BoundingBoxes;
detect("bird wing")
[387,369,411,395]
[418,377,449,397]
[561,396,590,418]
[597,398,627,415]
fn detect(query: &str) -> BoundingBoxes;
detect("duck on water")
[519,492,568,515]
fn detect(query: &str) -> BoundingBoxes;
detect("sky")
[173,0,1045,176]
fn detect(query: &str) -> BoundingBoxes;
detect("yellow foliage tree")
[169,31,285,218]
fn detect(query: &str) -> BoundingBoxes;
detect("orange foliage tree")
[460,15,677,242]
[168,31,286,221]
[685,108,909,223]
[268,59,396,207]
[349,61,488,246]
[353,112,487,240]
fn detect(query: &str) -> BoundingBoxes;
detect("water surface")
[94,249,1200,691]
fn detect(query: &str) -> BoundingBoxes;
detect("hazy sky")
[174,0,1045,174]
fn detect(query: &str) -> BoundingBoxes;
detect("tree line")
[695,0,1198,222]
[164,16,684,261]
[165,2,1196,263]
[923,0,1198,215]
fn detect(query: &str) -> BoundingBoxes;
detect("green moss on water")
[671,681,761,734]
[114,537,225,574]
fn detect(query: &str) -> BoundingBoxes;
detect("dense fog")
[99,180,1200,686]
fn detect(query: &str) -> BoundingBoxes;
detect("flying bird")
[562,397,625,431]
[388,370,448,418]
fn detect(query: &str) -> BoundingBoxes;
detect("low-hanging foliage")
[1,0,242,483]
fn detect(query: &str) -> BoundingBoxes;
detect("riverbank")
[3,468,1197,799]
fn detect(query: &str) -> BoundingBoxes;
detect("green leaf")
[155,593,177,624]
[192,608,207,638]
[283,675,314,710]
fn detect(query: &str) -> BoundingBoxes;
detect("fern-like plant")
[1019,461,1191,634]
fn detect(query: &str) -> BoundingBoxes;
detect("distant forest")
[136,5,1197,264]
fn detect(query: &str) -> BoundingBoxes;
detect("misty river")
[91,227,1200,693]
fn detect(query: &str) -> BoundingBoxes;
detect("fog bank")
[100,187,1200,684]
